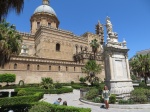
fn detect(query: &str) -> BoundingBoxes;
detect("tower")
[104,17,134,99]
[30,0,59,34]
[95,20,104,45]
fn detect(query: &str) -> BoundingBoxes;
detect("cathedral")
[0,0,105,84]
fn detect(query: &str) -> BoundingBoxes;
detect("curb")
[79,98,150,109]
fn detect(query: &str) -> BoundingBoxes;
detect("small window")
[56,43,60,51]
[75,46,78,53]
[27,64,30,70]
[81,47,83,51]
[37,22,40,29]
[14,63,17,69]
[37,65,40,70]
[49,66,51,71]
[66,67,68,71]
[58,66,60,71]
[74,67,76,71]
[85,47,87,51]
[48,22,51,27]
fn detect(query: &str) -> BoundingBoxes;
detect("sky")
[6,0,150,59]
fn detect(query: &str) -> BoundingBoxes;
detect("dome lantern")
[43,0,49,5]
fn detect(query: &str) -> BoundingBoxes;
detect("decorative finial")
[43,0,49,5]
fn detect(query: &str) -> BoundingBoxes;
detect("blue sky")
[6,0,150,58]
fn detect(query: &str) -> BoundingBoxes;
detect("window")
[66,67,68,71]
[56,43,60,51]
[49,66,51,71]
[85,47,87,51]
[74,67,76,71]
[58,66,60,71]
[23,49,27,53]
[37,22,40,29]
[48,22,51,27]
[81,46,83,51]
[37,65,40,70]
[75,46,78,53]
[27,64,30,70]
[14,63,17,69]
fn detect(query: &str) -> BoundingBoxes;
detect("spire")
[43,0,49,5]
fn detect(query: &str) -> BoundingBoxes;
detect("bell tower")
[30,0,59,34]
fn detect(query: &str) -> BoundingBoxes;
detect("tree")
[40,77,54,89]
[90,39,99,59]
[0,73,16,85]
[82,60,102,85]
[0,0,24,21]
[0,19,22,67]
[130,54,150,84]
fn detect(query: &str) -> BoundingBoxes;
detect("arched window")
[49,66,51,71]
[58,66,60,71]
[75,46,78,53]
[14,63,17,69]
[27,64,30,70]
[85,47,87,51]
[37,65,40,70]
[66,67,68,71]
[56,43,60,51]
[48,22,51,27]
[74,67,76,71]
[81,46,83,51]
[37,22,40,29]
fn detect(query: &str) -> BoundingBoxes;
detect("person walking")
[102,86,110,109]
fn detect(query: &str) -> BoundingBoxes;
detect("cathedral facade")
[0,0,105,84]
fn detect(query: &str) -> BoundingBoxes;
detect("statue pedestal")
[104,31,134,99]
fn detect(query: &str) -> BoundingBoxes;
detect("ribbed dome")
[34,5,56,16]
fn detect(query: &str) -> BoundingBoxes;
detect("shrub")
[131,74,137,81]
[0,104,32,112]
[118,99,134,104]
[15,87,73,94]
[0,73,16,85]
[79,77,86,83]
[29,102,91,112]
[92,81,100,88]
[17,90,27,96]
[130,88,147,103]
[99,95,104,103]
[71,81,74,84]
[109,94,116,104]
[71,85,83,89]
[40,77,54,89]
[139,82,147,88]
[54,82,62,89]
[92,96,101,103]
[0,92,44,106]
[85,88,99,100]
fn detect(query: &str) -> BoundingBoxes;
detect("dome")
[34,5,56,16]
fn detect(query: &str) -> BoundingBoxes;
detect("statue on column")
[106,16,113,34]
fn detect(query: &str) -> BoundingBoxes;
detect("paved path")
[43,90,150,112]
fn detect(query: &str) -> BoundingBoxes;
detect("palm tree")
[0,19,22,67]
[130,54,150,84]
[0,0,24,21]
[90,39,99,59]
[82,60,102,85]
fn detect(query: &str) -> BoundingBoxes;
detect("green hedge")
[29,102,91,112]
[15,87,73,94]
[0,92,44,106]
[71,85,83,89]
